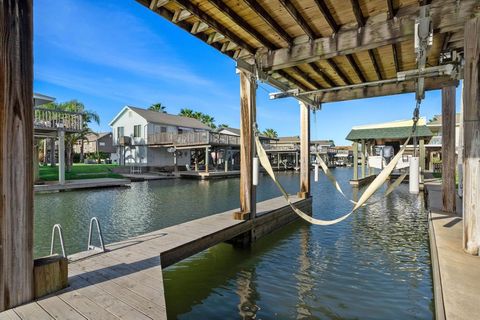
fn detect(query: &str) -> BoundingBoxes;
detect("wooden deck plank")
[69,265,166,319]
[11,303,53,320]
[0,310,22,320]
[66,277,152,320]
[36,297,86,320]
[57,291,120,320]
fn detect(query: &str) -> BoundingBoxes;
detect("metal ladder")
[50,224,67,257]
[87,217,105,252]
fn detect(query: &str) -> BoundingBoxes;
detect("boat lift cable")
[254,95,423,226]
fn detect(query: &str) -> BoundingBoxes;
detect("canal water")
[34,168,433,319]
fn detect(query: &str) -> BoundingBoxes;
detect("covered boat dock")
[1,0,479,319]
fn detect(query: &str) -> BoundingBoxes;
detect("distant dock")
[179,170,240,180]
[34,178,131,193]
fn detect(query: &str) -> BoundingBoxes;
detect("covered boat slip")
[1,0,479,318]
[345,118,433,186]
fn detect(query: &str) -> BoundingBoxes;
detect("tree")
[178,108,216,129]
[43,100,100,171]
[149,103,167,113]
[263,128,278,138]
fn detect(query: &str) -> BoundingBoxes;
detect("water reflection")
[164,169,433,319]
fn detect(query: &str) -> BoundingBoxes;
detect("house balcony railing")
[34,107,83,132]
[147,131,240,146]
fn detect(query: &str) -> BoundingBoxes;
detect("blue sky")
[34,0,461,145]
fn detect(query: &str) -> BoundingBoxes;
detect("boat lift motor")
[409,156,420,194]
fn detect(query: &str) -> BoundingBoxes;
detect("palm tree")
[149,103,167,113]
[44,100,100,171]
[179,108,195,118]
[263,128,278,138]
[178,109,216,129]
[218,124,229,129]
[201,114,216,129]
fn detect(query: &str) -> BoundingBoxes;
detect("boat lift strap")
[255,134,411,226]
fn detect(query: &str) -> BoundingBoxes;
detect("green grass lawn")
[39,164,123,181]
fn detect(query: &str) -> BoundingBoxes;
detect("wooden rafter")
[242,0,292,45]
[276,70,310,92]
[207,0,276,49]
[386,0,397,19]
[368,49,383,80]
[170,0,256,53]
[326,59,352,85]
[392,43,400,73]
[346,54,366,83]
[278,0,316,39]
[292,66,323,89]
[313,0,339,33]
[350,0,365,27]
[309,63,336,87]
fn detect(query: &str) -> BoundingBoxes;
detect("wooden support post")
[353,142,358,180]
[234,70,256,220]
[205,147,209,173]
[277,153,280,170]
[441,86,456,213]
[368,142,374,175]
[463,16,480,255]
[361,139,366,178]
[58,129,66,184]
[419,139,425,187]
[0,0,35,310]
[49,137,55,167]
[224,148,229,172]
[297,101,310,199]
[33,141,39,182]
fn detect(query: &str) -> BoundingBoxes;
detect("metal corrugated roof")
[346,125,433,141]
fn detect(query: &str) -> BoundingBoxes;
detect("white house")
[109,106,211,167]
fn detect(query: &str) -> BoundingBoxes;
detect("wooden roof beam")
[368,49,383,80]
[243,0,292,45]
[207,0,276,49]
[326,59,352,85]
[258,0,476,70]
[392,43,400,73]
[313,0,339,33]
[346,54,367,83]
[291,67,323,89]
[350,0,365,27]
[317,77,458,103]
[386,0,397,19]
[276,70,311,92]
[150,0,169,10]
[309,63,336,87]
[170,0,256,53]
[278,0,317,39]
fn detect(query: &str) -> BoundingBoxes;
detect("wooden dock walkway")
[0,195,310,320]
[426,182,480,320]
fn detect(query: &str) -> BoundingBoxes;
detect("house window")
[161,127,167,133]
[178,128,183,134]
[134,125,142,138]
[99,142,106,147]
[117,126,124,138]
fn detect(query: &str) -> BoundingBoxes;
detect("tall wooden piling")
[234,70,256,220]
[298,101,310,199]
[353,142,358,180]
[441,86,456,213]
[463,16,480,255]
[0,0,35,310]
